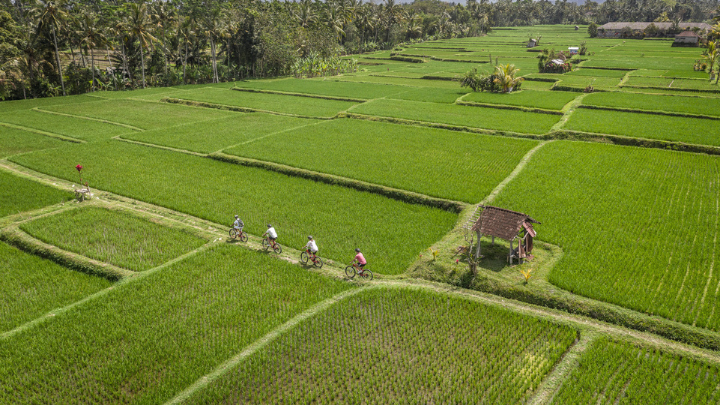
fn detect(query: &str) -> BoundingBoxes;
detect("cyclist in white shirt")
[263,224,278,242]
[233,215,244,232]
[306,236,318,259]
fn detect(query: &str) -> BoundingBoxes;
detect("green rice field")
[2,24,720,403]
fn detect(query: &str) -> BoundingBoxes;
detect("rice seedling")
[0,241,112,333]
[0,245,351,404]
[0,127,67,158]
[226,118,538,203]
[19,207,208,271]
[11,141,457,274]
[0,170,72,218]
[553,338,720,404]
[350,98,561,134]
[121,113,317,154]
[187,288,577,404]
[494,141,720,331]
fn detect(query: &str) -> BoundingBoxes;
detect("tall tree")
[122,2,156,89]
[77,12,111,91]
[33,0,68,96]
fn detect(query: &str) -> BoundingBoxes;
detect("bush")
[588,22,598,38]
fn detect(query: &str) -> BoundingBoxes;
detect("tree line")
[0,0,717,100]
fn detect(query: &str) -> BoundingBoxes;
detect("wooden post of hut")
[471,206,540,265]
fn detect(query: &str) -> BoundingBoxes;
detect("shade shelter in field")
[471,206,539,264]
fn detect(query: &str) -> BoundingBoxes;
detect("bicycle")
[300,249,323,268]
[262,237,283,254]
[228,228,248,242]
[345,262,373,280]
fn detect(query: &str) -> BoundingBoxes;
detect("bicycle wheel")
[361,269,373,281]
[229,228,238,239]
[273,244,282,254]
[300,251,309,264]
[262,239,269,250]
[314,258,323,268]
[345,266,356,279]
[239,233,248,243]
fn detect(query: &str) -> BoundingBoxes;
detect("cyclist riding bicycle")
[233,215,244,232]
[353,248,367,272]
[306,236,318,258]
[263,224,278,244]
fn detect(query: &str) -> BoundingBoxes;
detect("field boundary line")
[455,100,564,115]
[208,152,467,213]
[32,107,144,131]
[0,241,217,340]
[339,112,546,140]
[217,119,328,152]
[230,87,366,103]
[527,331,597,405]
[0,122,85,143]
[550,129,720,156]
[0,201,77,228]
[550,93,587,131]
[113,136,207,157]
[164,287,368,405]
[577,104,720,121]
[481,140,551,205]
[162,97,336,120]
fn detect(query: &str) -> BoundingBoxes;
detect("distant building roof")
[472,206,539,241]
[599,22,711,31]
[676,31,700,37]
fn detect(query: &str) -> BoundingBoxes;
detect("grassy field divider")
[618,85,720,94]
[0,122,85,143]
[0,226,134,281]
[339,112,547,140]
[164,286,368,405]
[550,93,588,131]
[161,97,334,120]
[455,100,564,115]
[0,241,217,341]
[208,152,466,213]
[114,136,207,157]
[230,87,366,103]
[550,129,720,156]
[527,331,598,405]
[482,141,552,205]
[0,201,77,228]
[577,104,720,121]
[32,107,144,131]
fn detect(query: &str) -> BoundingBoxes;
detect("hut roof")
[676,31,700,37]
[471,206,539,241]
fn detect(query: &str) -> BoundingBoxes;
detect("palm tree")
[383,0,404,43]
[77,13,111,91]
[202,8,224,83]
[493,63,523,93]
[151,2,175,82]
[122,2,156,89]
[33,0,68,96]
[703,42,719,83]
[177,17,195,85]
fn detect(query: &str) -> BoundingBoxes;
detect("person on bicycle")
[353,248,367,272]
[263,224,278,244]
[233,215,244,233]
[306,236,318,259]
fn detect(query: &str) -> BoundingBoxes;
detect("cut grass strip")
[41,99,235,130]
[0,245,352,404]
[0,126,68,158]
[350,98,561,134]
[164,87,358,118]
[0,241,112,333]
[11,141,458,274]
[186,287,577,404]
[564,108,720,147]
[0,169,73,218]
[20,207,208,272]
[0,110,134,142]
[224,118,538,203]
[120,114,317,154]
[463,89,578,110]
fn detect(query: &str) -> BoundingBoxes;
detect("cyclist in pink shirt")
[353,248,367,270]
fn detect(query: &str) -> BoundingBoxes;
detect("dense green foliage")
[351,98,561,134]
[11,141,457,274]
[189,288,577,404]
[122,113,316,153]
[0,241,111,333]
[0,245,351,404]
[0,170,72,218]
[553,338,720,404]
[494,142,720,331]
[565,109,718,146]
[226,118,538,203]
[20,207,208,271]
